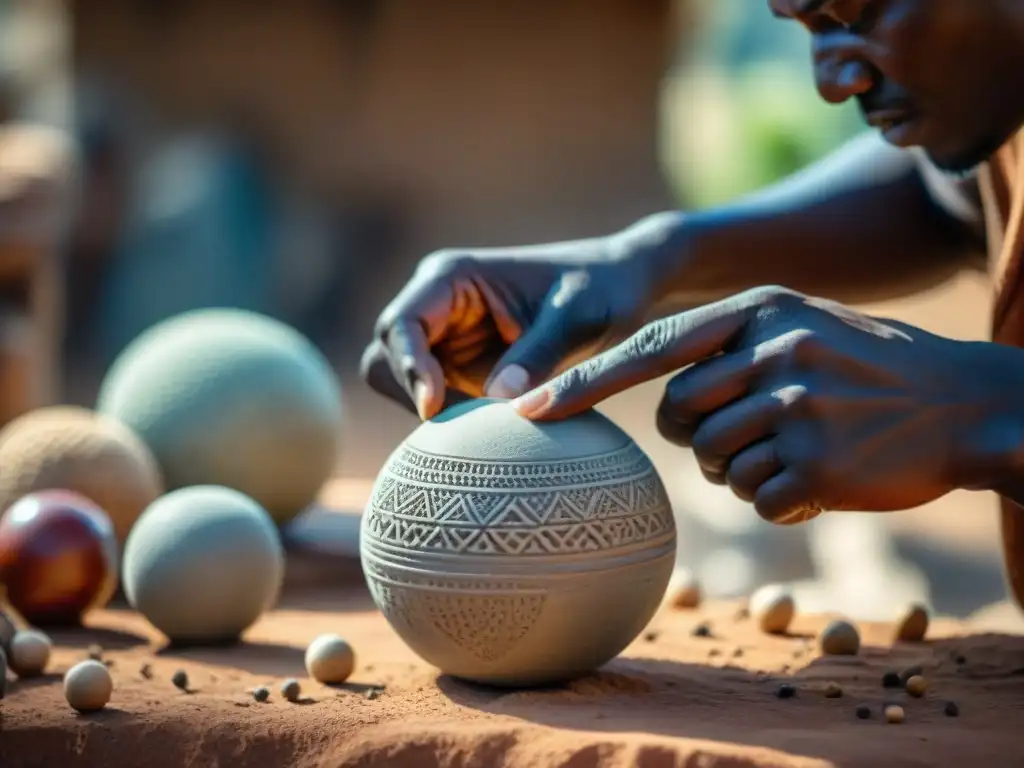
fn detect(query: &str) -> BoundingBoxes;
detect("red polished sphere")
[0,490,118,627]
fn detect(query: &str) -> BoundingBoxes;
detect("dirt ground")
[2,472,1024,768]
[3,584,1023,768]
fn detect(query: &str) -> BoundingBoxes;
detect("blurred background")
[0,0,1014,625]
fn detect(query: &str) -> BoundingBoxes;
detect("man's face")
[770,0,1024,172]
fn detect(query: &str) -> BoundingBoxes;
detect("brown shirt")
[979,129,1024,608]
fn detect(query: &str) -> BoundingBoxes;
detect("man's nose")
[814,57,874,105]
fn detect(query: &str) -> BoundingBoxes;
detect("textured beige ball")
[305,634,356,684]
[0,406,163,542]
[749,584,795,635]
[63,659,113,712]
[9,628,51,677]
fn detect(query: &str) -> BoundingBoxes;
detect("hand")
[361,215,682,419]
[512,285,1024,523]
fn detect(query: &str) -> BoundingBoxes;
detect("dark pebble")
[882,671,902,688]
[253,686,269,703]
[708,648,721,657]
[955,655,966,665]
[856,705,871,720]
[776,684,796,699]
[171,670,189,691]
[643,631,659,643]
[899,665,923,684]
[140,663,153,680]
[365,688,380,700]
[732,648,744,658]
[944,701,960,717]
[691,623,712,638]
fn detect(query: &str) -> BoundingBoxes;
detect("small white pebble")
[749,585,795,635]
[884,704,905,724]
[305,634,356,684]
[819,619,861,656]
[64,660,113,713]
[9,629,51,678]
[894,603,929,643]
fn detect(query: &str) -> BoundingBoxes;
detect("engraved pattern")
[363,442,675,665]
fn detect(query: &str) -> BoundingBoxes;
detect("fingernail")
[485,365,531,399]
[414,379,434,420]
[511,387,552,419]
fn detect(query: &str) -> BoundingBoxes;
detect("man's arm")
[629,131,987,308]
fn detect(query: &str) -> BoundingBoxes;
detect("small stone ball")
[818,619,860,656]
[855,705,871,720]
[824,682,843,698]
[63,659,113,713]
[894,603,929,643]
[280,678,301,702]
[884,704,905,724]
[123,485,284,645]
[0,609,15,653]
[944,700,959,717]
[665,569,701,609]
[171,669,189,691]
[691,622,712,638]
[252,686,269,703]
[905,675,928,697]
[749,584,795,635]
[882,671,901,688]
[8,629,50,677]
[776,683,796,699]
[0,406,163,543]
[304,634,355,684]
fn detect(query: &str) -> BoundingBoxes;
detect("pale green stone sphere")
[97,308,344,526]
[123,485,284,644]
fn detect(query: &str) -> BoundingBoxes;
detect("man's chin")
[919,134,1010,176]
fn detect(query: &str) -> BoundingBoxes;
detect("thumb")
[484,272,602,399]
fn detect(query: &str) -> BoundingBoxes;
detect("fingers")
[513,297,754,420]
[655,351,762,448]
[381,319,447,419]
[485,271,607,399]
[689,390,787,478]
[754,470,823,525]
[359,340,417,415]
[725,440,783,502]
[360,339,477,418]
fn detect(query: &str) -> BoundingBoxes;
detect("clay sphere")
[819,619,860,656]
[0,491,119,626]
[305,634,356,684]
[123,485,284,645]
[0,406,163,544]
[9,628,51,677]
[64,659,113,713]
[749,584,795,635]
[665,568,702,610]
[96,308,344,526]
[361,399,677,687]
[894,602,929,643]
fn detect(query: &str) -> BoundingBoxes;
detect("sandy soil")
[2,580,1023,768]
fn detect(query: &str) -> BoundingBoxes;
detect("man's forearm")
[631,132,987,308]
